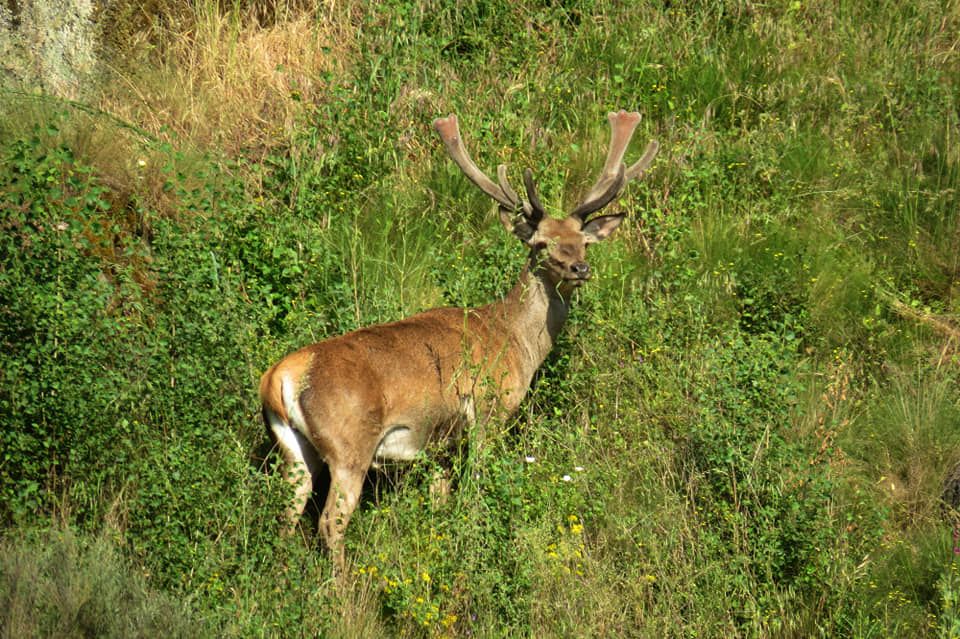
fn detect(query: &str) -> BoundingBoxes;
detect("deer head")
[433,111,659,294]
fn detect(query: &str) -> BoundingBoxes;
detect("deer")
[259,110,658,567]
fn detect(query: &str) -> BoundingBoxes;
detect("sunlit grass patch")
[846,365,960,522]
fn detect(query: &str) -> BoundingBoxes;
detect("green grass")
[1,0,959,636]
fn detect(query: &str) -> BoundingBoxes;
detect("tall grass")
[1,0,959,636]
[0,530,197,638]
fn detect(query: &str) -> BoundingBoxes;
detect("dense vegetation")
[1,0,959,636]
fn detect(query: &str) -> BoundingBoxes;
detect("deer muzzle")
[568,262,591,284]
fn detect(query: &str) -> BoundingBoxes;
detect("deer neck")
[489,256,572,377]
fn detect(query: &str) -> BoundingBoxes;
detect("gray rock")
[1,0,100,98]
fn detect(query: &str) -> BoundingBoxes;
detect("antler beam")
[433,115,545,222]
[434,115,518,211]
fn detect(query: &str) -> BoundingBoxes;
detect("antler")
[434,115,545,224]
[570,110,659,222]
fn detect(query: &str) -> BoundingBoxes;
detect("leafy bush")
[0,132,140,522]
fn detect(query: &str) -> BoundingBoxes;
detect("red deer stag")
[260,111,658,566]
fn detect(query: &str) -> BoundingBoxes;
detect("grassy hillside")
[1,1,959,636]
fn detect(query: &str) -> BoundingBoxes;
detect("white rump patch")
[271,421,306,462]
[281,374,308,434]
[268,409,321,476]
[268,376,321,474]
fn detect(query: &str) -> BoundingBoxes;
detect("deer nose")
[570,262,591,278]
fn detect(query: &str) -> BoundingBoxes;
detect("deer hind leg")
[267,409,321,536]
[320,463,366,570]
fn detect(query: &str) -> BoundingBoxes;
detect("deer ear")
[581,213,625,244]
[500,208,536,243]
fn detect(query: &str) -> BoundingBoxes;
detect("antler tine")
[582,111,641,201]
[522,168,546,224]
[434,114,520,212]
[626,140,660,181]
[572,110,659,223]
[497,164,535,219]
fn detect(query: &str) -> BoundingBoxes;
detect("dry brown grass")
[100,1,358,160]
